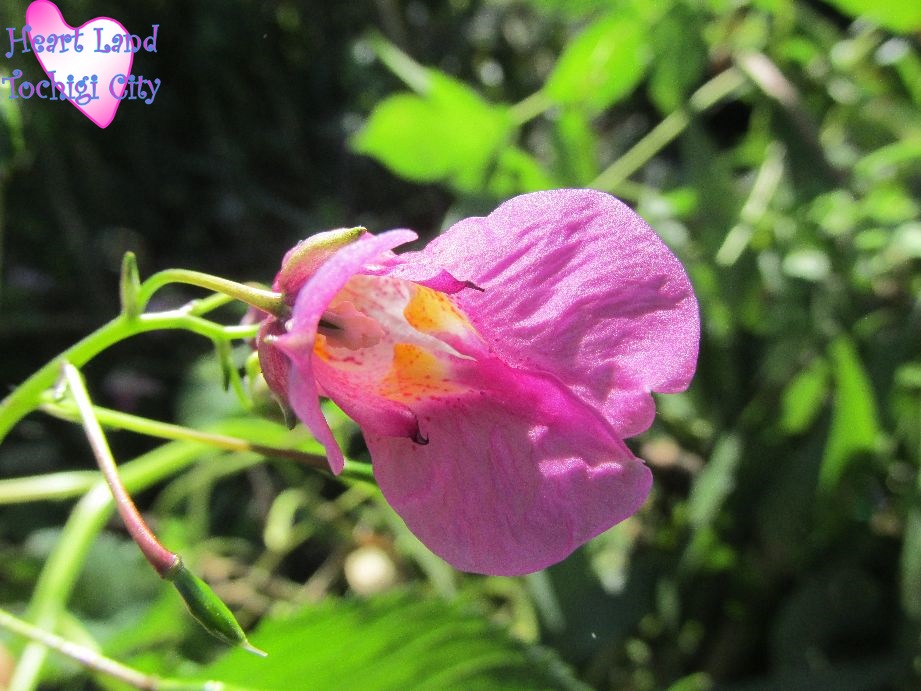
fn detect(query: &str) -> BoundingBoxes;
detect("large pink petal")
[273,229,418,473]
[384,189,699,438]
[368,390,652,575]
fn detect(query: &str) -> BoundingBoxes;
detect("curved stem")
[0,315,129,443]
[0,607,164,690]
[62,363,179,576]
[10,441,210,691]
[0,470,100,505]
[591,67,746,192]
[40,397,329,468]
[0,311,258,445]
[509,90,553,126]
[1,609,235,691]
[137,268,285,316]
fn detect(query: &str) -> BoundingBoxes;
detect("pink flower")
[258,189,699,575]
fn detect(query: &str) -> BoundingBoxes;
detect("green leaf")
[648,4,708,113]
[819,338,881,491]
[552,108,598,184]
[544,12,649,114]
[822,0,921,33]
[687,434,742,530]
[487,147,558,196]
[780,356,830,434]
[352,72,513,193]
[782,248,831,282]
[191,593,588,690]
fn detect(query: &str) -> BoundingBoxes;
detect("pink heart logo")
[25,0,132,128]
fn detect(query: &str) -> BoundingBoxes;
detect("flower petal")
[368,390,652,575]
[385,189,699,438]
[274,229,418,473]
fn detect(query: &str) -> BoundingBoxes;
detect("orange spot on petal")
[378,343,465,402]
[404,286,473,335]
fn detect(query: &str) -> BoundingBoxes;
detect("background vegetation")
[1,0,920,688]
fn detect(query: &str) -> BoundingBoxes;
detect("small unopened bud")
[119,252,142,319]
[274,227,366,299]
[165,559,266,657]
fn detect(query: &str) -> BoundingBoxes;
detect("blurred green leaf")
[488,147,557,196]
[648,4,708,113]
[782,248,831,282]
[526,0,615,18]
[854,138,921,183]
[822,0,921,33]
[780,357,830,434]
[687,434,742,530]
[666,671,713,691]
[819,338,881,491]
[552,108,598,184]
[0,76,24,169]
[544,12,649,114]
[193,593,588,690]
[352,72,512,194]
[859,183,919,224]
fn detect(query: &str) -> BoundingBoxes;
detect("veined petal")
[259,189,698,575]
[273,229,418,473]
[368,390,652,576]
[385,189,700,438]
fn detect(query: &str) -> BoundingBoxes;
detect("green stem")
[62,363,179,577]
[0,311,257,445]
[38,398,376,484]
[10,441,211,691]
[509,90,553,127]
[40,397,329,468]
[591,67,746,193]
[369,32,431,94]
[136,268,285,316]
[0,470,100,505]
[1,604,235,689]
[0,606,210,690]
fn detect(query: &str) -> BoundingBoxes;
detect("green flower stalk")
[61,363,265,656]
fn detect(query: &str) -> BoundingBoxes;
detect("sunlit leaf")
[488,147,558,196]
[352,72,512,193]
[822,0,921,33]
[648,4,707,113]
[544,12,648,114]
[192,593,588,690]
[819,338,881,491]
[552,108,598,184]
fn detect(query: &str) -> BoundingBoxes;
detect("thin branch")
[40,396,329,469]
[591,67,746,192]
[62,363,179,576]
[0,607,160,689]
[0,606,226,690]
